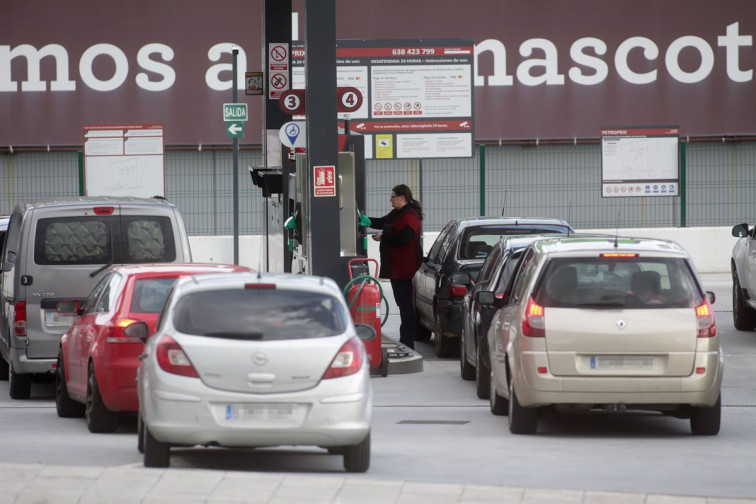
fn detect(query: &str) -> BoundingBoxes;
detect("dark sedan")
[412,217,574,358]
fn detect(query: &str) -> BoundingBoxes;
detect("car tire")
[0,352,9,381]
[475,341,490,399]
[489,366,508,416]
[732,275,756,331]
[86,364,118,433]
[434,312,457,358]
[137,415,145,454]
[144,426,170,467]
[416,315,432,342]
[343,432,370,473]
[9,363,32,400]
[380,348,389,377]
[690,394,721,436]
[459,330,475,381]
[56,350,85,418]
[508,380,538,434]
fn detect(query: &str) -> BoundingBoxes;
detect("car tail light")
[323,336,365,379]
[449,282,467,298]
[93,206,115,215]
[245,283,276,290]
[521,297,545,338]
[105,318,142,343]
[14,302,26,336]
[695,299,717,338]
[156,336,199,377]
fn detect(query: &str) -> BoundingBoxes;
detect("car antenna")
[614,211,620,248]
[500,190,507,216]
[567,201,572,236]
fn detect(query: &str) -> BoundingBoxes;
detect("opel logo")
[617,320,627,329]
[252,352,269,366]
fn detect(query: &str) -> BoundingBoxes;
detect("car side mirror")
[476,291,495,305]
[707,291,716,304]
[355,323,377,342]
[56,299,82,315]
[124,321,150,342]
[1,261,11,272]
[732,223,749,238]
[451,271,474,286]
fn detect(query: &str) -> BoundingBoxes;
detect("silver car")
[484,236,723,435]
[136,272,373,471]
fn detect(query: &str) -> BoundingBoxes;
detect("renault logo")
[252,352,269,366]
[617,320,627,329]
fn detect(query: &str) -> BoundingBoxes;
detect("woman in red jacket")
[369,184,423,349]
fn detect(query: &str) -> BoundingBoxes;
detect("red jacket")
[369,205,422,280]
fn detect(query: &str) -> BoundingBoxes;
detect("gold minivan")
[483,236,723,435]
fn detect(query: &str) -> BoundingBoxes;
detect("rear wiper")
[90,262,113,278]
[577,301,626,307]
[204,331,264,340]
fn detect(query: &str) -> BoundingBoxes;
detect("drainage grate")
[397,420,470,425]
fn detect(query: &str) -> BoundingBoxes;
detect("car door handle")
[502,322,510,331]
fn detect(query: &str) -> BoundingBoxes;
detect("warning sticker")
[313,165,336,197]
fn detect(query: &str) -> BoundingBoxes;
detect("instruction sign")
[313,165,336,197]
[83,124,165,198]
[268,43,290,100]
[601,126,679,197]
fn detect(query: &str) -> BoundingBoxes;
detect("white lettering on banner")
[205,43,248,91]
[136,44,176,92]
[1,22,753,93]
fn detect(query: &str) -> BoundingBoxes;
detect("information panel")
[83,124,165,198]
[292,39,474,159]
[601,126,680,198]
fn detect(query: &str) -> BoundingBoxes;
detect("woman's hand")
[372,232,382,242]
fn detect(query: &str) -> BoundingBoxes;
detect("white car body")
[137,272,372,471]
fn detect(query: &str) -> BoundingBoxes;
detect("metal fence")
[2,141,755,234]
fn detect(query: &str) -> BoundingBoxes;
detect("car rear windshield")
[461,225,570,260]
[533,256,703,309]
[172,289,348,340]
[130,278,177,313]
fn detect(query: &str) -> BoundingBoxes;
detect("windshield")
[172,289,349,339]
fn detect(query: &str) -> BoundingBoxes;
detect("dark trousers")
[391,278,416,349]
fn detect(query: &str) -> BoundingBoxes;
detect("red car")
[54,263,251,432]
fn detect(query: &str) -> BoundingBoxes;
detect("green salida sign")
[223,103,248,122]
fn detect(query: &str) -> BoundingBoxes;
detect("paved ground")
[2,274,753,503]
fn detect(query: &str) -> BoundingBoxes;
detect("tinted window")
[83,273,113,314]
[172,289,348,340]
[510,249,537,305]
[427,223,452,263]
[477,245,503,284]
[93,272,123,313]
[131,277,177,313]
[123,216,176,263]
[533,257,703,309]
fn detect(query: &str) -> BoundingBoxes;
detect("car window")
[93,272,123,313]
[533,257,703,309]
[82,272,114,314]
[123,216,176,263]
[510,249,537,305]
[35,217,113,265]
[436,225,457,265]
[494,249,525,297]
[427,222,453,263]
[2,212,23,263]
[172,289,349,340]
[130,277,177,313]
[477,244,503,284]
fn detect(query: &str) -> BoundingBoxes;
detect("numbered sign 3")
[279,90,306,115]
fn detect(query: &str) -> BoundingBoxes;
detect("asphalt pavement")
[2,274,754,503]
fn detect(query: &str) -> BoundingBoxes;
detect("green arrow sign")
[223,103,248,122]
[226,121,244,138]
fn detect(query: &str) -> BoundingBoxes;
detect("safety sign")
[279,121,306,148]
[268,43,290,100]
[313,165,336,197]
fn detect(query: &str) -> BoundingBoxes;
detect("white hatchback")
[484,236,723,435]
[135,272,373,471]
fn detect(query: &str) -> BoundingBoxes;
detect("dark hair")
[393,184,424,220]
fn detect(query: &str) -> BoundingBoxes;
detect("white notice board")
[83,124,165,198]
[601,126,679,197]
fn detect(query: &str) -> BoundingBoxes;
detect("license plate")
[590,355,656,370]
[44,311,76,328]
[225,403,297,421]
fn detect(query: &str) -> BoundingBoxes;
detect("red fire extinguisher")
[344,258,389,377]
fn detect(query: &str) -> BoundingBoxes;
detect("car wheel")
[690,394,721,436]
[415,314,432,342]
[8,363,32,399]
[489,365,508,416]
[137,415,145,454]
[475,341,490,399]
[434,311,457,358]
[86,364,118,433]
[343,432,370,473]
[56,350,85,418]
[144,426,170,467]
[459,329,475,381]
[732,275,756,331]
[0,352,9,381]
[508,380,538,434]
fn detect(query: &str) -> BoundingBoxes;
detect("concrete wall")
[190,226,740,275]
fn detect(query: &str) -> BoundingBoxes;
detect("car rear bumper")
[514,350,724,408]
[10,349,56,375]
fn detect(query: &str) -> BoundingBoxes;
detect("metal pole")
[680,139,687,228]
[479,144,485,216]
[232,48,240,265]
